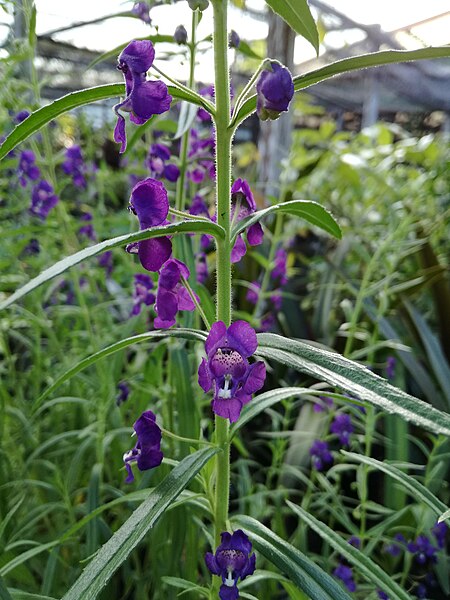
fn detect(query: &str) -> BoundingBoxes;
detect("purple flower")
[272,248,288,285]
[14,110,30,124]
[18,150,40,187]
[256,62,294,121]
[126,178,172,272]
[378,591,389,599]
[30,180,58,219]
[313,396,334,413]
[229,30,240,49]
[309,439,333,471]
[407,535,437,565]
[62,145,87,188]
[329,413,354,447]
[114,40,172,153]
[348,536,360,549]
[163,163,180,182]
[116,381,130,406]
[78,212,96,241]
[154,259,196,329]
[205,530,256,600]
[131,1,151,24]
[196,252,208,284]
[333,564,356,592]
[246,281,261,306]
[189,194,210,217]
[174,24,188,44]
[230,178,263,263]
[385,533,405,556]
[197,85,214,122]
[147,143,179,182]
[386,356,396,379]
[432,521,447,549]
[198,321,266,422]
[98,251,113,277]
[123,410,163,483]
[131,273,155,316]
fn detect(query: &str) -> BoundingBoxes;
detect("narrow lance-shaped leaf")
[231,200,341,243]
[287,501,414,600]
[0,83,209,160]
[0,222,224,311]
[264,0,319,55]
[232,46,450,126]
[232,515,352,600]
[62,446,219,600]
[256,333,450,436]
[341,451,448,516]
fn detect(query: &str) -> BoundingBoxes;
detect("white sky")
[1,0,449,81]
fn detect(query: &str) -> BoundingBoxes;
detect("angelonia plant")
[1,1,450,599]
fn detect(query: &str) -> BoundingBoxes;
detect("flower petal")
[227,321,258,357]
[198,358,212,392]
[138,237,172,272]
[131,80,172,121]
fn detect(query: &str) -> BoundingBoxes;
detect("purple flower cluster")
[123,410,163,483]
[230,178,263,263]
[131,273,155,316]
[205,530,256,600]
[62,145,87,188]
[198,321,266,422]
[154,259,197,329]
[188,127,215,183]
[18,150,40,187]
[29,180,59,219]
[309,439,333,471]
[78,212,96,241]
[333,563,356,592]
[114,40,172,153]
[116,381,130,406]
[329,413,354,447]
[147,143,180,182]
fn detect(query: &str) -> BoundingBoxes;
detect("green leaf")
[341,451,448,516]
[173,100,199,139]
[236,40,264,60]
[33,328,207,411]
[230,387,312,439]
[0,83,207,160]
[161,577,209,597]
[233,515,352,600]
[0,542,60,577]
[0,576,13,600]
[286,501,414,600]
[233,47,450,125]
[231,200,341,243]
[264,0,319,55]
[438,509,450,524]
[256,333,450,436]
[0,222,224,311]
[62,447,219,600]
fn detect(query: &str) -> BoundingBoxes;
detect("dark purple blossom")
[131,273,155,316]
[246,281,261,306]
[260,313,275,332]
[123,410,163,483]
[432,521,447,549]
[407,535,437,565]
[14,110,30,124]
[62,145,87,188]
[378,591,389,599]
[174,24,188,44]
[189,194,210,217]
[126,178,172,272]
[30,180,58,219]
[147,143,179,182]
[18,150,40,187]
[163,163,180,182]
[131,1,151,23]
[78,212,96,241]
[348,536,360,549]
[154,259,197,329]
[229,30,240,49]
[205,530,256,600]
[272,248,288,285]
[114,40,172,153]
[98,251,113,277]
[116,381,130,406]
[198,321,266,422]
[386,356,396,379]
[271,292,282,310]
[313,396,334,413]
[309,439,333,471]
[196,252,208,284]
[385,533,405,557]
[330,413,354,447]
[333,563,356,592]
[256,61,294,121]
[230,178,263,263]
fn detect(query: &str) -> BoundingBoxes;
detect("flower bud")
[256,61,294,121]
[174,24,188,45]
[187,0,209,11]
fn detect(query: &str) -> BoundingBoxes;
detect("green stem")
[181,275,211,329]
[211,0,232,552]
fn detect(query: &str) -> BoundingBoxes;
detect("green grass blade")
[33,328,206,411]
[62,447,219,600]
[233,515,352,600]
[233,47,450,124]
[0,542,60,577]
[0,222,224,311]
[286,501,414,600]
[342,451,448,516]
[0,577,13,600]
[256,333,450,436]
[231,200,341,243]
